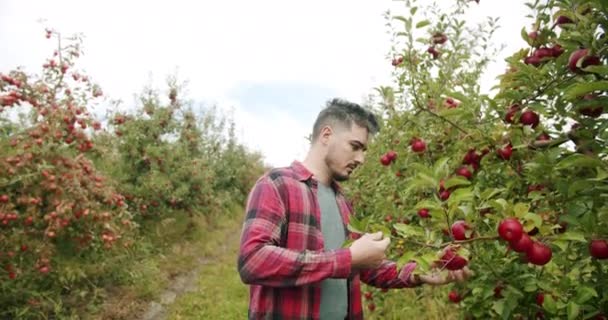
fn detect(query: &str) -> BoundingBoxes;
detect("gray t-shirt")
[317,182,348,320]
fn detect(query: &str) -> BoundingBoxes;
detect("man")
[237,98,472,320]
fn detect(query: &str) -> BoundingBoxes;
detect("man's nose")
[354,151,365,165]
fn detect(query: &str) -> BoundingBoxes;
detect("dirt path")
[139,220,243,320]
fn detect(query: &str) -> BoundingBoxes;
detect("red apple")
[439,190,451,201]
[533,47,554,60]
[367,303,376,311]
[526,242,552,265]
[551,44,564,57]
[391,56,404,66]
[505,104,520,123]
[452,221,472,240]
[554,15,573,27]
[432,32,448,45]
[418,208,430,218]
[411,139,426,153]
[536,132,551,142]
[509,233,533,253]
[536,292,544,305]
[448,290,462,303]
[520,110,540,128]
[380,154,391,166]
[568,48,601,73]
[494,285,504,298]
[455,166,473,179]
[0,194,8,203]
[589,239,608,259]
[427,46,440,59]
[386,150,397,162]
[439,248,468,270]
[462,148,480,165]
[524,56,542,67]
[498,218,523,242]
[497,144,513,160]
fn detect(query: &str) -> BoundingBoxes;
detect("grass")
[165,210,249,319]
[84,201,248,320]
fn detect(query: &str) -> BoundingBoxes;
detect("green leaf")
[410,162,434,177]
[415,173,438,189]
[397,251,416,269]
[582,65,608,75]
[414,199,442,211]
[556,154,604,170]
[513,203,530,218]
[568,180,589,198]
[575,286,597,304]
[564,81,608,100]
[438,107,465,118]
[567,301,580,320]
[555,231,587,242]
[410,6,418,15]
[342,238,354,248]
[392,16,408,24]
[523,212,542,231]
[492,199,509,212]
[393,223,425,237]
[543,294,558,314]
[414,252,437,273]
[432,157,450,178]
[481,188,504,200]
[492,300,505,318]
[593,168,608,181]
[447,188,474,205]
[416,20,431,28]
[444,176,471,190]
[348,215,365,233]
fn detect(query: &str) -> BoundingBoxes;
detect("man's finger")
[370,231,384,241]
[462,266,474,277]
[378,237,391,249]
[454,270,465,282]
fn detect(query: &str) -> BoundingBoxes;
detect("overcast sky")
[0,1,531,168]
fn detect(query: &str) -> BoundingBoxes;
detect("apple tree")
[0,29,135,317]
[345,0,608,319]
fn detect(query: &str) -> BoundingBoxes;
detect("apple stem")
[450,236,500,246]
[529,136,569,150]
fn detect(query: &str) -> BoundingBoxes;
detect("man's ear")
[319,125,333,145]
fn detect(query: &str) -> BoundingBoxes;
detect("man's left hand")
[411,266,474,286]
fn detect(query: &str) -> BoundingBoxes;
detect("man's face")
[324,123,369,182]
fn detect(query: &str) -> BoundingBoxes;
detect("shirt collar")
[290,160,344,194]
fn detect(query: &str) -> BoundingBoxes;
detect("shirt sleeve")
[237,177,352,287]
[358,260,420,289]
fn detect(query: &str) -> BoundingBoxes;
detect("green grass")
[81,202,248,320]
[166,210,249,319]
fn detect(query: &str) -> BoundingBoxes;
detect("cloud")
[0,0,533,168]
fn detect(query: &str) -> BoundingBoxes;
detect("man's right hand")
[349,231,390,269]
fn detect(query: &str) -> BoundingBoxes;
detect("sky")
[0,0,532,168]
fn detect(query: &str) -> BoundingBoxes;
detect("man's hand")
[349,231,390,269]
[411,266,474,286]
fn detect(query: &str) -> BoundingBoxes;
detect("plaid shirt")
[237,160,419,320]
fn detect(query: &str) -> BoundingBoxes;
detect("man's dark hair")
[311,98,379,142]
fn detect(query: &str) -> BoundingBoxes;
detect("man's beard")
[324,149,350,182]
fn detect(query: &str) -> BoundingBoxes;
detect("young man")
[237,98,472,320]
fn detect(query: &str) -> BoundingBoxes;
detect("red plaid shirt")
[237,160,419,320]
